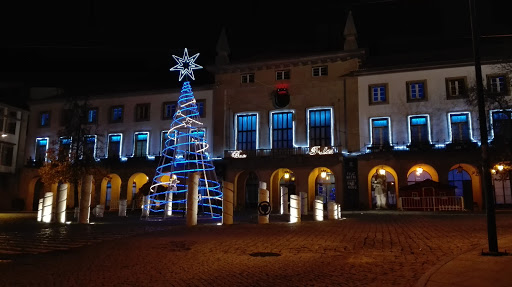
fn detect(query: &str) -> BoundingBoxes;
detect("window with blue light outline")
[370,118,391,147]
[369,84,387,104]
[236,114,257,150]
[134,132,149,157]
[449,113,471,143]
[271,111,293,149]
[108,134,122,158]
[35,138,48,162]
[83,135,96,160]
[408,115,430,144]
[59,137,72,159]
[490,110,512,142]
[308,108,332,147]
[407,81,426,101]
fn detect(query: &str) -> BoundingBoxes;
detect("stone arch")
[127,172,149,208]
[307,167,335,211]
[407,163,439,184]
[100,174,122,210]
[367,165,399,210]
[448,163,481,211]
[29,177,44,211]
[270,168,296,212]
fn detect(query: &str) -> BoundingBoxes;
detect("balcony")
[223,146,343,159]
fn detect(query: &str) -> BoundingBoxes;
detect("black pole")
[469,0,499,254]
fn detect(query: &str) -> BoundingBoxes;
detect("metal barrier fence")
[399,196,464,211]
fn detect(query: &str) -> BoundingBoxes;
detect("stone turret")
[215,27,230,66]
[344,10,358,51]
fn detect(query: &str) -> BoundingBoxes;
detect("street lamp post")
[469,0,499,254]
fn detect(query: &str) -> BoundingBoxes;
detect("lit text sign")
[231,150,247,158]
[309,146,334,155]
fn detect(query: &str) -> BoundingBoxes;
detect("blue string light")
[147,49,222,220]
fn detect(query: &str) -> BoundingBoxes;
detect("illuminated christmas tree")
[147,48,222,219]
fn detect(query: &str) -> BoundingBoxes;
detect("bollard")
[337,203,342,219]
[222,181,234,225]
[118,199,127,217]
[79,175,93,224]
[164,186,174,218]
[314,197,324,221]
[300,191,308,215]
[258,182,270,224]
[290,194,301,223]
[141,196,150,217]
[327,201,336,220]
[280,186,289,215]
[186,172,199,226]
[37,198,43,222]
[57,183,68,224]
[42,192,53,223]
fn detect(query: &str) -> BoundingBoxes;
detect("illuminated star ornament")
[169,48,203,81]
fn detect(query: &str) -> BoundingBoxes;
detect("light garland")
[147,49,222,220]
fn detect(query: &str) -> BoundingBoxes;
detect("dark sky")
[1,0,511,91]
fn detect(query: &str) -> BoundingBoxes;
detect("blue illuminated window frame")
[108,133,122,158]
[407,115,431,145]
[369,84,388,105]
[83,135,97,160]
[370,117,391,147]
[270,111,294,149]
[406,80,427,102]
[307,107,333,147]
[134,132,149,157]
[235,113,258,150]
[448,112,473,143]
[59,136,72,159]
[490,109,512,142]
[35,137,49,162]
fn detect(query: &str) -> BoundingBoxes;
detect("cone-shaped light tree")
[147,48,222,219]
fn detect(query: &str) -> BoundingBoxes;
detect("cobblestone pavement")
[1,211,512,287]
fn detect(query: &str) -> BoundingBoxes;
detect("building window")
[190,128,207,154]
[236,113,258,150]
[196,99,206,118]
[108,134,122,159]
[271,111,293,149]
[493,173,512,204]
[83,135,96,160]
[59,137,71,160]
[162,101,177,120]
[161,130,176,156]
[2,110,18,135]
[449,112,472,143]
[0,142,14,167]
[369,84,388,105]
[110,106,123,123]
[312,66,328,77]
[35,138,49,162]
[241,73,255,84]
[134,132,149,157]
[40,112,50,127]
[135,103,150,122]
[491,110,512,143]
[370,117,391,147]
[446,77,467,99]
[87,108,98,124]
[488,74,507,95]
[276,70,290,80]
[408,115,430,144]
[406,80,427,102]
[308,108,332,147]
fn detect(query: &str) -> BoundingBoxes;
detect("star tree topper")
[169,48,203,81]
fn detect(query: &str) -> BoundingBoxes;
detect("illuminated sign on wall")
[309,146,334,155]
[231,150,247,158]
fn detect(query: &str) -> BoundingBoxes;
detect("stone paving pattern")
[1,212,512,287]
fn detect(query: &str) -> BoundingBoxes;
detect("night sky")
[1,0,511,92]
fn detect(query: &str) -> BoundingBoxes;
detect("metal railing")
[399,196,464,211]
